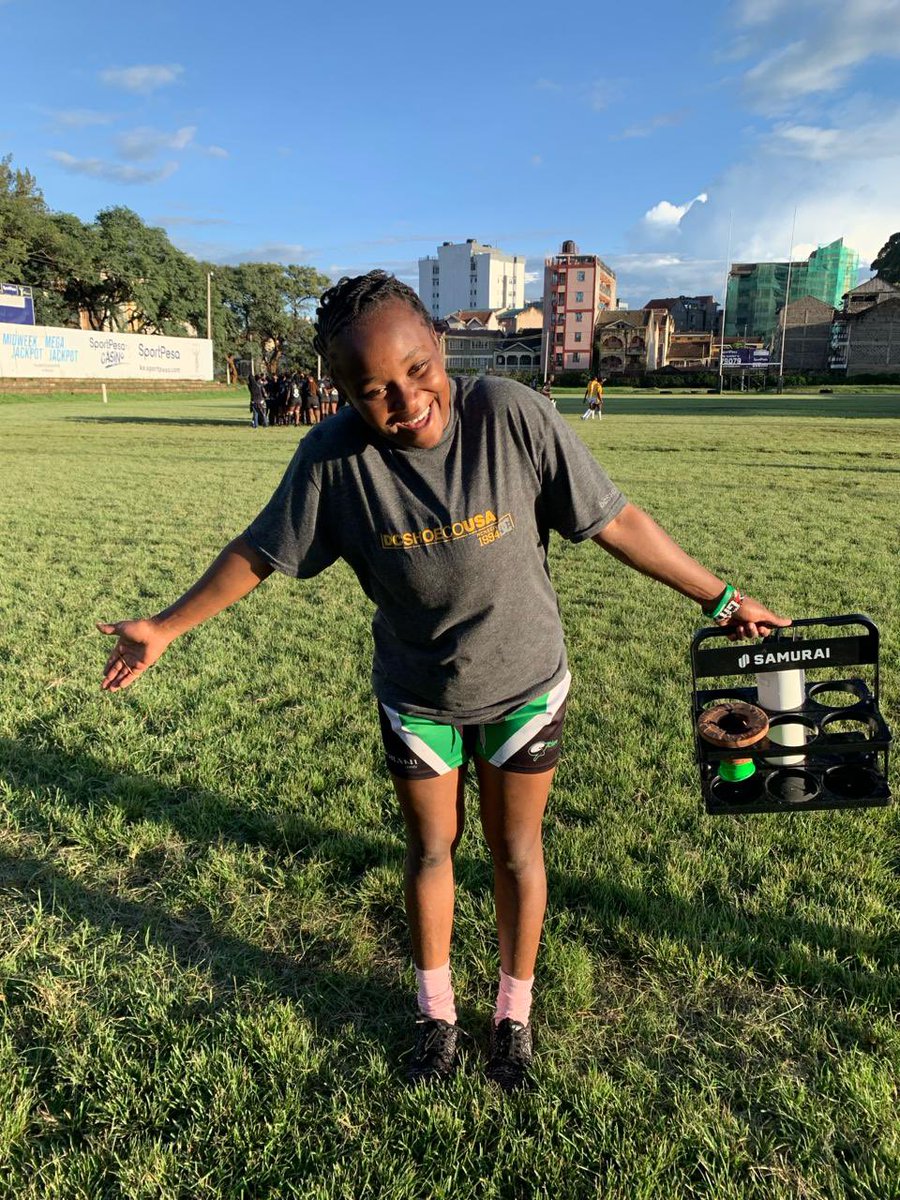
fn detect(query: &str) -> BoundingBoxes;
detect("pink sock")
[493,969,534,1026]
[415,961,457,1024]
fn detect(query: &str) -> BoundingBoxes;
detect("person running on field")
[582,375,603,420]
[98,271,789,1092]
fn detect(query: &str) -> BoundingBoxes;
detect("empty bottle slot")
[765,768,821,806]
[808,679,869,711]
[819,713,878,744]
[823,763,885,801]
[709,773,764,806]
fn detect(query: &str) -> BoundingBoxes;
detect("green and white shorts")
[378,672,570,779]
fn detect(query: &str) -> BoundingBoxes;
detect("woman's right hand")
[97,618,174,691]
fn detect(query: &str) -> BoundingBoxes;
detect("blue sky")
[3,0,899,306]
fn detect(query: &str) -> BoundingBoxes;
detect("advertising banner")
[721,347,770,369]
[0,322,213,381]
[0,284,35,326]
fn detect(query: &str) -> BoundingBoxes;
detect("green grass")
[1,390,898,1199]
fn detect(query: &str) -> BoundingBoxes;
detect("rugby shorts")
[378,672,570,779]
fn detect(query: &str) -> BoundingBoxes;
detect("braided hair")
[313,270,433,367]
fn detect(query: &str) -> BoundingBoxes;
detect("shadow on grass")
[0,729,411,1048]
[2,727,897,1016]
[65,416,249,428]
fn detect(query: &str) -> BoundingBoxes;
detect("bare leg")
[391,769,466,969]
[475,760,555,979]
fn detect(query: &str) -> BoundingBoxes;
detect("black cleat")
[487,1018,533,1092]
[406,1017,461,1084]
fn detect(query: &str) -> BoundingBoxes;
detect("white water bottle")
[756,669,807,766]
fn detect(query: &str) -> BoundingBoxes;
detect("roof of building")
[445,309,496,324]
[496,302,542,315]
[645,295,716,310]
[846,295,900,321]
[596,309,659,329]
[779,295,837,316]
[844,276,900,299]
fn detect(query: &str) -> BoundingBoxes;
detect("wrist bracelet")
[703,585,734,619]
[703,584,744,624]
[714,589,744,625]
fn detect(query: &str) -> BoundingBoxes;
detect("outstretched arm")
[98,535,273,691]
[592,502,790,639]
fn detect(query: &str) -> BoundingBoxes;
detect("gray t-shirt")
[244,375,627,722]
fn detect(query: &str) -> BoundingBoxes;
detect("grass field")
[1,388,898,1199]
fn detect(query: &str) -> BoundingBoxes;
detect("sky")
[3,0,899,308]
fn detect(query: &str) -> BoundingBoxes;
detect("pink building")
[542,240,616,377]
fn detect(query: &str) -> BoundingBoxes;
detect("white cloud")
[586,81,608,111]
[535,78,563,92]
[216,243,311,266]
[46,108,116,129]
[616,110,688,139]
[609,252,727,307]
[99,64,183,95]
[740,0,900,111]
[206,145,228,159]
[50,151,178,185]
[117,125,196,161]
[642,193,708,228]
[770,103,900,161]
[610,0,900,306]
[531,154,542,167]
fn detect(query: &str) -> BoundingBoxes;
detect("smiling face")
[327,298,452,449]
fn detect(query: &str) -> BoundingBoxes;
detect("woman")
[99,272,788,1091]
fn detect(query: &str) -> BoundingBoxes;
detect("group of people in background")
[247,371,343,428]
[249,369,605,429]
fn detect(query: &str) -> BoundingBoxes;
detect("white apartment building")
[419,239,525,320]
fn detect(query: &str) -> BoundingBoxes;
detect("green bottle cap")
[719,759,756,783]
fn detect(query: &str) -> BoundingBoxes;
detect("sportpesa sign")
[0,322,213,381]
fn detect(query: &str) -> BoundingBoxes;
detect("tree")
[0,153,50,282]
[872,232,900,287]
[92,206,205,335]
[219,262,329,371]
[0,154,331,383]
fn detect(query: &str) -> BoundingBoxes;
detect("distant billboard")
[0,284,35,326]
[0,322,213,381]
[721,347,770,369]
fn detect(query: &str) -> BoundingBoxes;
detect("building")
[770,296,836,372]
[666,331,716,369]
[435,323,542,376]
[725,238,859,343]
[496,302,544,335]
[829,277,900,376]
[419,239,525,320]
[443,309,502,331]
[595,308,671,375]
[644,295,720,334]
[542,240,616,376]
[842,275,900,316]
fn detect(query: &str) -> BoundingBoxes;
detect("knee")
[490,838,543,879]
[406,839,455,874]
